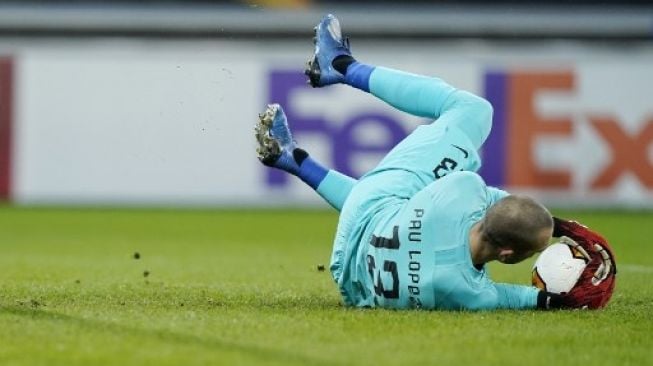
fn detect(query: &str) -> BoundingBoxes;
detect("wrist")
[537,291,566,310]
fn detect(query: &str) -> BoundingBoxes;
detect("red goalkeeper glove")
[537,218,617,310]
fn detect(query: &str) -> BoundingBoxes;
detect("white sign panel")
[0,40,650,207]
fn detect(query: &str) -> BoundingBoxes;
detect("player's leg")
[370,72,491,151]
[255,103,356,211]
[306,14,491,150]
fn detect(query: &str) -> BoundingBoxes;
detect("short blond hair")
[481,195,553,252]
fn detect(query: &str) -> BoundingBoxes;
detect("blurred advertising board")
[0,40,651,208]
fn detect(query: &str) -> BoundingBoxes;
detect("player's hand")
[541,218,617,309]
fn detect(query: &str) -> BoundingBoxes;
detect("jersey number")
[433,157,458,179]
[367,226,400,299]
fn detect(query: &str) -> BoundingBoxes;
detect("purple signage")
[267,69,409,186]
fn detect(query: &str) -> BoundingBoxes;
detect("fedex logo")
[267,70,409,185]
[266,68,653,193]
[481,71,653,190]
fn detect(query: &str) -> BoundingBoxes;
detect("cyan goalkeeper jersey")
[323,65,539,310]
[330,171,540,310]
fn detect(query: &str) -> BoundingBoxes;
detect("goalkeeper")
[256,14,615,310]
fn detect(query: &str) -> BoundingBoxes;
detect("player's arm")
[466,281,574,311]
[483,283,594,311]
[492,283,541,309]
[442,271,539,311]
[489,284,613,311]
[461,281,539,310]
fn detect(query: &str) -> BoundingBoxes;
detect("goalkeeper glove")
[537,218,617,310]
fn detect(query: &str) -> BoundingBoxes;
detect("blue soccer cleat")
[305,14,353,88]
[255,104,301,174]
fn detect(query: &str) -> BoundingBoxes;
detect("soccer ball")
[532,242,589,294]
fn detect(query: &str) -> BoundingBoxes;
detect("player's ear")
[497,248,514,263]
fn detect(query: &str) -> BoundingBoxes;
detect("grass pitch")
[0,206,651,366]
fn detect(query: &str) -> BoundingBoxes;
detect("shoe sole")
[255,104,282,166]
[304,27,321,87]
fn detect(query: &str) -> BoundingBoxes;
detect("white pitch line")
[619,264,653,274]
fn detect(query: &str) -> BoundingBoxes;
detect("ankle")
[332,55,356,75]
[294,149,328,190]
[343,62,375,92]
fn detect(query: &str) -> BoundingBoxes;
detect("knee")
[475,97,493,143]
[452,91,494,148]
[473,95,494,125]
[461,91,493,127]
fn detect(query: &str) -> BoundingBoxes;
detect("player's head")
[481,195,553,264]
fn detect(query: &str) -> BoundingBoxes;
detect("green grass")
[0,206,651,366]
